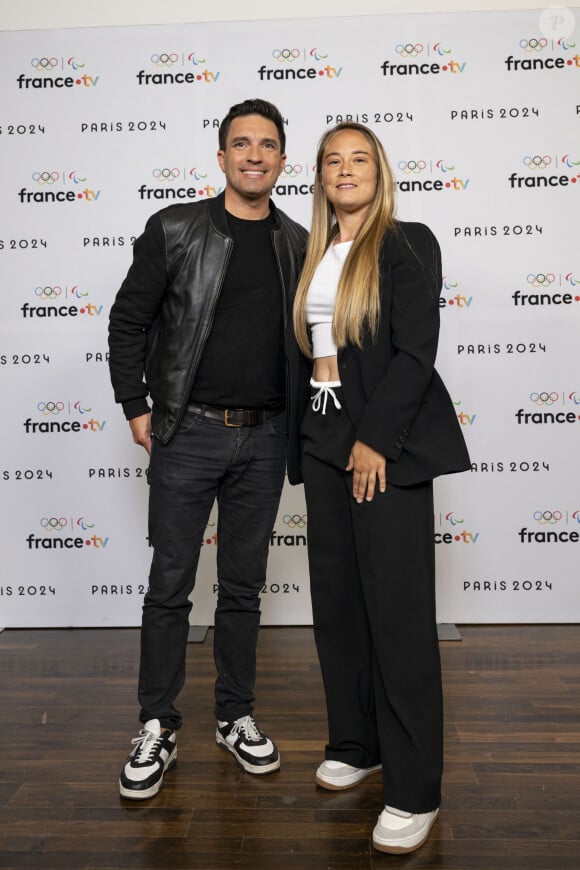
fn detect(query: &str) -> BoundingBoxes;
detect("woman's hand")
[346,440,387,503]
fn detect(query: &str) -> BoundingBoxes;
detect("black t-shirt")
[190,210,285,409]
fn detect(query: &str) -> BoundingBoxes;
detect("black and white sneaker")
[216,715,280,774]
[119,719,177,799]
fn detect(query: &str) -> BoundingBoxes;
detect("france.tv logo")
[434,511,479,544]
[138,166,223,201]
[505,36,579,71]
[18,170,101,204]
[512,272,580,307]
[515,391,580,425]
[136,50,220,85]
[21,284,104,319]
[381,42,466,76]
[396,159,470,193]
[258,47,343,81]
[508,153,580,189]
[26,515,109,550]
[17,56,99,89]
[518,508,580,543]
[23,400,106,434]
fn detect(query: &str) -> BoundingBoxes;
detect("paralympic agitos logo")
[138,167,223,201]
[509,153,580,190]
[136,51,220,86]
[258,47,343,81]
[17,55,99,89]
[381,42,466,77]
[23,401,106,435]
[18,170,101,204]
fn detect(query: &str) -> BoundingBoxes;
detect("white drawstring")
[310,378,342,415]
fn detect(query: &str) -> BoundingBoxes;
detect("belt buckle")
[224,409,243,428]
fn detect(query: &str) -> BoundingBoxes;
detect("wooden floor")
[1,625,579,869]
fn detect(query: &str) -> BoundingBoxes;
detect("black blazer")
[286,221,471,486]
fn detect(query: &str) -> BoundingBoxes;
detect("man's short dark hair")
[219,98,286,154]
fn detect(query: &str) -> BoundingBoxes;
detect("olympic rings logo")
[272,49,301,62]
[41,517,68,531]
[519,37,548,52]
[35,286,63,300]
[32,171,60,185]
[151,52,178,67]
[523,155,551,170]
[282,164,304,178]
[187,52,206,65]
[395,43,424,58]
[31,57,58,70]
[529,392,558,406]
[526,273,555,288]
[37,401,65,415]
[153,168,180,182]
[532,510,562,525]
[310,48,328,61]
[397,160,426,174]
[283,514,307,529]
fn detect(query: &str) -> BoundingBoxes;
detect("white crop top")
[305,240,353,358]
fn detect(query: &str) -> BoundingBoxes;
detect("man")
[108,98,308,800]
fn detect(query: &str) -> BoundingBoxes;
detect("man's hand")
[346,440,387,503]
[129,413,152,455]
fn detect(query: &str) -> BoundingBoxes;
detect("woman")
[287,123,470,854]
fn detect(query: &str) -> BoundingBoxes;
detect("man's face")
[217,114,286,204]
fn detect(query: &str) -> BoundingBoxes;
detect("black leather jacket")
[109,192,308,444]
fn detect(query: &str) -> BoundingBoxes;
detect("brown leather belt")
[187,402,284,428]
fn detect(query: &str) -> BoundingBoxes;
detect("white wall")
[1,0,552,30]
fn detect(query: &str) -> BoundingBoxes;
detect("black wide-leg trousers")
[301,394,442,813]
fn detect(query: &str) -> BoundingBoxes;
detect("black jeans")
[138,406,287,730]
[301,392,442,813]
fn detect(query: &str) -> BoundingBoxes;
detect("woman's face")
[320,129,378,218]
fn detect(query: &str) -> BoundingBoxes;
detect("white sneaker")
[315,759,382,790]
[119,719,177,800]
[216,715,280,775]
[372,805,439,854]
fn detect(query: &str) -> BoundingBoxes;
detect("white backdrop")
[1,8,579,626]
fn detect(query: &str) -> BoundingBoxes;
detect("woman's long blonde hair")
[293,123,397,356]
